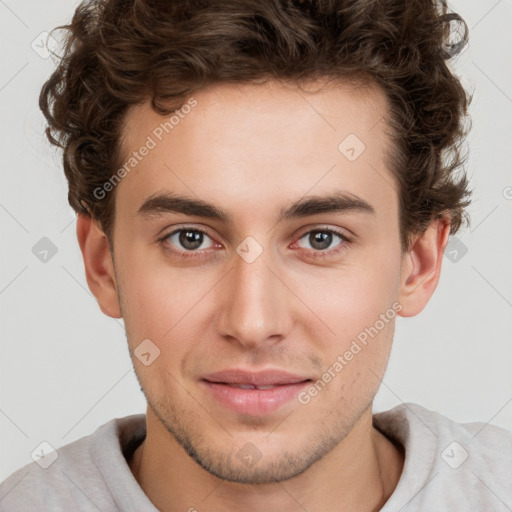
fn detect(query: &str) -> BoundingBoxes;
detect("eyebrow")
[137,191,375,224]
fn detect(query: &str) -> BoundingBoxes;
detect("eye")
[158,225,351,261]
[160,227,217,256]
[295,228,351,257]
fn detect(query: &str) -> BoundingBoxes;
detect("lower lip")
[201,380,310,416]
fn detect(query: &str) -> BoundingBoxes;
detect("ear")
[397,216,451,317]
[76,214,122,318]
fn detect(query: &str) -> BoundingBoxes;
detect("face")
[111,80,405,484]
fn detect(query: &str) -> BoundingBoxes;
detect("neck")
[129,405,404,512]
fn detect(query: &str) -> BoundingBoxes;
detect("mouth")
[200,369,312,416]
[213,383,295,390]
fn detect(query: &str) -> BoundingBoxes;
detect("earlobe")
[76,214,122,319]
[397,217,451,317]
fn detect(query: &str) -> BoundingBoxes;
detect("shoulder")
[375,401,512,460]
[0,414,147,512]
[394,402,512,461]
[375,402,512,511]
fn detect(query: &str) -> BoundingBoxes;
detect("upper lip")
[201,369,311,386]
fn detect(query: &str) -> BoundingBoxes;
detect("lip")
[201,368,310,386]
[200,368,311,416]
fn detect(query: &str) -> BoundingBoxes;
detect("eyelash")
[157,225,352,260]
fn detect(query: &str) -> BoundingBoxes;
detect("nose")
[215,239,293,349]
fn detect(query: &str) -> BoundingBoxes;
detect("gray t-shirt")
[1,402,511,511]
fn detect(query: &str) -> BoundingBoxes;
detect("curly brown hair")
[40,0,472,253]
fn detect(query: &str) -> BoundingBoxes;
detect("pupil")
[311,231,331,250]
[180,230,203,250]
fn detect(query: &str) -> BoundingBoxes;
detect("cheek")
[302,261,399,342]
[118,253,218,352]
[305,280,396,409]
[295,252,400,387]
[116,247,171,338]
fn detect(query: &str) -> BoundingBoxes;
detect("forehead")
[117,79,397,229]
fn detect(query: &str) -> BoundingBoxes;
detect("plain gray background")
[1,0,511,481]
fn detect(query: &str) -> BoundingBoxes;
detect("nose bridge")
[216,237,291,347]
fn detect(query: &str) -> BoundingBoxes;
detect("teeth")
[256,385,276,390]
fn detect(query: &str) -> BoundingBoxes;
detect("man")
[1,0,511,510]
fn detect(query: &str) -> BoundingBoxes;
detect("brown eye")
[298,229,350,257]
[308,231,334,250]
[297,229,348,252]
[162,228,215,252]
[178,230,204,250]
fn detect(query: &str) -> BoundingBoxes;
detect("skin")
[77,79,450,511]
